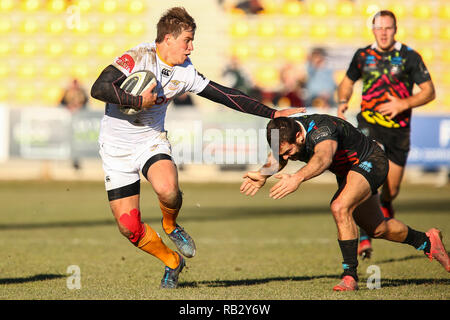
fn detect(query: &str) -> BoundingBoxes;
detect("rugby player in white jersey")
[91,7,304,289]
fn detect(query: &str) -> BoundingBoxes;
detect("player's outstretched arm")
[198,81,305,119]
[240,152,287,196]
[269,140,336,200]
[90,65,144,108]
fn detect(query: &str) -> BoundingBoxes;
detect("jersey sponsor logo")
[365,55,377,67]
[361,110,404,128]
[310,126,332,143]
[161,68,171,77]
[115,54,135,73]
[359,161,372,173]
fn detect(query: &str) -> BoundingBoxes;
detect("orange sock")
[160,201,179,234]
[138,224,180,269]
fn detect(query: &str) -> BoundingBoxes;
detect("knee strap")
[119,209,145,246]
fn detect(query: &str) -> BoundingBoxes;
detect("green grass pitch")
[0,180,449,300]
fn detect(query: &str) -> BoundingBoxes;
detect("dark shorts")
[357,113,410,167]
[335,141,389,197]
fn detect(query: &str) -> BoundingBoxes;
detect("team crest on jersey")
[161,68,172,77]
[168,80,182,91]
[115,54,135,73]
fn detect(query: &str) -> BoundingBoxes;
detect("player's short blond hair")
[156,7,196,43]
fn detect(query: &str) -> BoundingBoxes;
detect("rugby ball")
[119,70,157,115]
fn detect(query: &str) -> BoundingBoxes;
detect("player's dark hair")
[372,10,397,29]
[156,7,196,43]
[266,117,300,148]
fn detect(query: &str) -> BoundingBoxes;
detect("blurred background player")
[305,47,336,111]
[240,115,449,291]
[91,7,304,289]
[337,10,436,259]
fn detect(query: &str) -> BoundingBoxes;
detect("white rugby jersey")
[99,41,209,147]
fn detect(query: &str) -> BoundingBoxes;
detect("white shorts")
[99,132,172,192]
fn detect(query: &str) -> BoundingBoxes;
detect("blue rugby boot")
[162,219,196,258]
[160,253,185,289]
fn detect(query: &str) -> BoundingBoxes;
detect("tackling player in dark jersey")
[240,115,449,291]
[337,10,435,258]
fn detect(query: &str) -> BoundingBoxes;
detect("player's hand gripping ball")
[119,70,157,115]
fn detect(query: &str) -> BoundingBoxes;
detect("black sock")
[402,227,431,254]
[359,228,371,242]
[338,239,359,281]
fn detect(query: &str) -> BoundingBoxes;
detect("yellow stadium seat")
[415,25,433,41]
[229,20,250,38]
[71,65,89,81]
[336,23,356,40]
[21,0,40,12]
[127,0,145,14]
[309,1,328,17]
[0,42,11,56]
[20,20,39,34]
[72,42,90,57]
[282,0,304,16]
[46,42,64,57]
[16,86,36,103]
[438,3,450,19]
[442,72,450,86]
[395,26,407,42]
[0,0,14,12]
[440,25,450,40]
[230,43,251,61]
[442,93,450,109]
[283,45,306,63]
[0,19,11,33]
[420,47,434,65]
[44,65,63,79]
[254,66,279,88]
[100,21,116,34]
[0,65,8,78]
[72,20,90,34]
[19,42,38,56]
[310,24,330,39]
[361,2,381,17]
[101,0,118,13]
[18,64,36,79]
[74,0,92,13]
[257,45,276,61]
[99,43,117,58]
[42,86,63,105]
[47,20,65,34]
[259,0,278,15]
[257,21,276,38]
[336,1,355,17]
[362,25,373,41]
[47,0,65,13]
[388,2,407,19]
[0,87,8,102]
[283,23,304,38]
[126,21,145,36]
[413,4,432,19]
[442,49,450,63]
